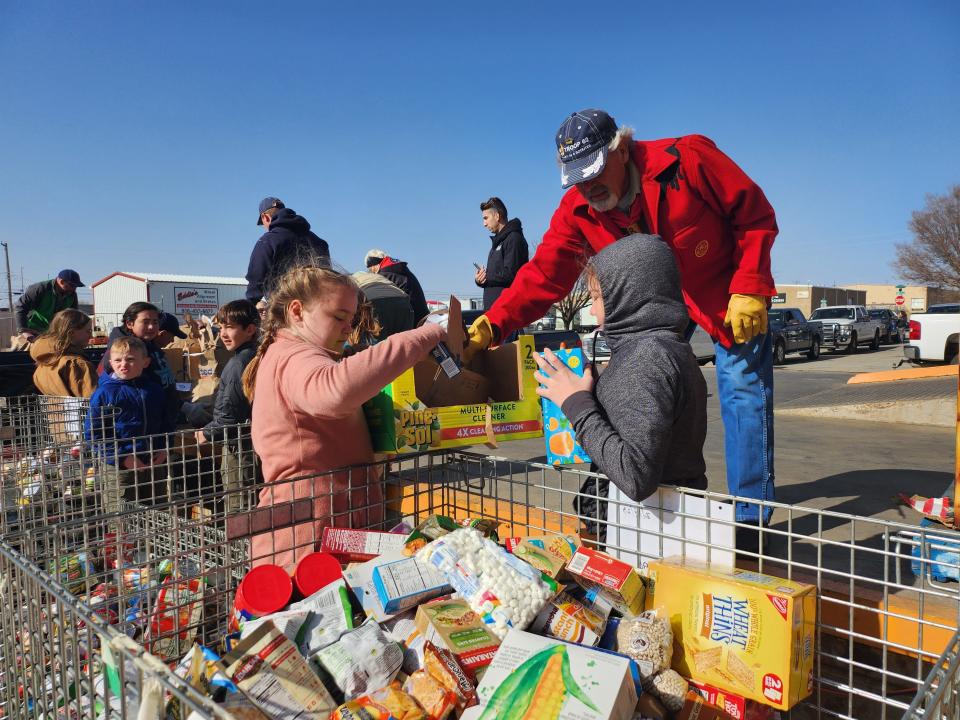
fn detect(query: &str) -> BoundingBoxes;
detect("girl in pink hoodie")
[243,266,445,570]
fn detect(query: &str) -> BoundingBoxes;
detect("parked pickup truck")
[904,303,959,364]
[768,308,823,364]
[808,305,883,353]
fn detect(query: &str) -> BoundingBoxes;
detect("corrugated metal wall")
[93,275,147,331]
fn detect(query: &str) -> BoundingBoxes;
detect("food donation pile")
[143,514,817,720]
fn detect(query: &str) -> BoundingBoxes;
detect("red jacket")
[485,135,778,347]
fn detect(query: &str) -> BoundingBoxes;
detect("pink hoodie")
[250,324,444,570]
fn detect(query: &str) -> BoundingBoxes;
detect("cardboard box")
[372,556,451,614]
[321,527,408,563]
[223,620,337,718]
[504,534,581,580]
[415,598,501,672]
[676,691,737,720]
[646,559,816,711]
[472,629,637,720]
[540,347,592,465]
[566,547,646,616]
[363,297,543,454]
[687,679,747,720]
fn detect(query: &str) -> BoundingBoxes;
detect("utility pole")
[0,242,11,314]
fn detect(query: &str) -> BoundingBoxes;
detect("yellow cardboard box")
[363,298,542,454]
[646,559,816,711]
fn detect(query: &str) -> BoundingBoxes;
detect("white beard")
[588,192,620,213]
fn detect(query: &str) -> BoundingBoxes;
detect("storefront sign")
[174,286,219,314]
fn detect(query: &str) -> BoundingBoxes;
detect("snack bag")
[403,671,457,720]
[423,641,479,712]
[313,619,404,699]
[146,577,204,660]
[616,608,673,681]
[331,683,426,720]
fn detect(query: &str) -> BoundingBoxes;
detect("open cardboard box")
[364,296,543,454]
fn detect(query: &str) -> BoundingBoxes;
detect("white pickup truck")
[903,304,959,364]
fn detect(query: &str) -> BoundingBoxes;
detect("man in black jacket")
[364,249,430,322]
[245,197,331,303]
[475,197,529,311]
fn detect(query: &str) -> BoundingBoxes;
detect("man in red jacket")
[466,109,778,534]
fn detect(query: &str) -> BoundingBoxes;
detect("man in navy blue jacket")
[245,197,331,303]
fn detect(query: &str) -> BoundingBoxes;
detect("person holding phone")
[476,197,529,313]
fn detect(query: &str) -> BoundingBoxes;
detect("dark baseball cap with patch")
[555,109,618,189]
[256,196,285,225]
[159,312,187,339]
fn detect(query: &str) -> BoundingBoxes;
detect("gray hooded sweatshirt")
[561,234,707,501]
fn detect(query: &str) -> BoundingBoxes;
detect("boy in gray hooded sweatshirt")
[534,233,707,536]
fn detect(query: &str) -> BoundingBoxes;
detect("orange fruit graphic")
[548,416,560,431]
[549,430,575,457]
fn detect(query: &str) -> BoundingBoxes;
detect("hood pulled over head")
[589,234,689,350]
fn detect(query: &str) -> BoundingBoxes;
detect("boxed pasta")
[415,598,501,672]
[646,559,816,711]
[565,547,646,616]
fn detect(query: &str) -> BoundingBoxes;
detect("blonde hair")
[242,266,359,401]
[348,293,383,347]
[110,335,148,358]
[37,309,91,359]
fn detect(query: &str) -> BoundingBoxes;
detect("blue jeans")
[693,328,775,524]
[716,333,775,523]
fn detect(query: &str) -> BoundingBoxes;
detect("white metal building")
[91,272,248,331]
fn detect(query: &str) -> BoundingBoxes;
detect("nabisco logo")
[767,594,789,621]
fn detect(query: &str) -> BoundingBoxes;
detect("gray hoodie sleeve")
[561,359,679,503]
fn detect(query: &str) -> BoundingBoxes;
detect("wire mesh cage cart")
[1,446,959,718]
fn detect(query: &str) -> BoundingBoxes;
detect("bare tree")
[893,185,960,289]
[555,275,592,330]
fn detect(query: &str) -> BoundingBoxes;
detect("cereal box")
[539,347,591,465]
[566,547,646,616]
[363,297,543,454]
[646,559,816,710]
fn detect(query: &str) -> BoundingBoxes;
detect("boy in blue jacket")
[85,336,175,510]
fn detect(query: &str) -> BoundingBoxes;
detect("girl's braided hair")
[242,265,358,401]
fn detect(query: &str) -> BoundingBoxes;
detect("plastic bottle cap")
[293,551,343,597]
[237,564,293,616]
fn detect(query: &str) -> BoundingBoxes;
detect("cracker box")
[320,527,407,563]
[363,297,542,454]
[372,557,451,614]
[646,559,816,711]
[687,679,747,720]
[539,347,592,465]
[471,629,637,720]
[566,547,646,616]
[415,598,501,672]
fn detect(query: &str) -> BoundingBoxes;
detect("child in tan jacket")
[30,309,98,398]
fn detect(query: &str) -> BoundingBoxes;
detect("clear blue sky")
[1,1,957,304]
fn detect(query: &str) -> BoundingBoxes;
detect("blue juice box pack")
[539,347,591,466]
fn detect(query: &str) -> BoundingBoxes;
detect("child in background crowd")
[534,234,708,542]
[85,336,176,511]
[99,302,182,421]
[29,308,98,398]
[196,299,260,512]
[243,266,446,571]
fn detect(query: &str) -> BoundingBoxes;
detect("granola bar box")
[646,559,816,711]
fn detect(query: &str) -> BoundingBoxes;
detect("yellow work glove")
[723,294,769,344]
[463,315,495,363]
